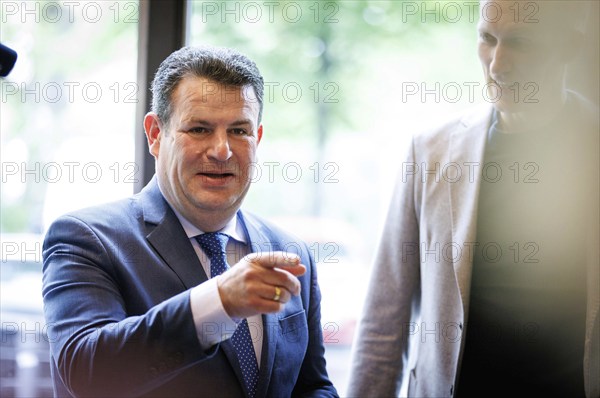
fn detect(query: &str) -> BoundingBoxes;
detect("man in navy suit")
[42,46,338,397]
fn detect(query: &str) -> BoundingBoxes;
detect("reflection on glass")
[1,2,139,396]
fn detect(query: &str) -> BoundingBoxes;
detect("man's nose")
[490,44,512,80]
[207,130,232,162]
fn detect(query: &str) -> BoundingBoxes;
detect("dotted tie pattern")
[196,232,259,398]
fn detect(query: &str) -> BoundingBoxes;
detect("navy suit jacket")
[42,178,338,397]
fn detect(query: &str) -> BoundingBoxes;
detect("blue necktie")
[196,232,259,398]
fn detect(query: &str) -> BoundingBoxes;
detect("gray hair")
[151,45,264,126]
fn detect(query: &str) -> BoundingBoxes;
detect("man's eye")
[231,128,248,135]
[479,33,496,44]
[189,127,208,134]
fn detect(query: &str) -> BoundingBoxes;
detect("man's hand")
[216,251,307,319]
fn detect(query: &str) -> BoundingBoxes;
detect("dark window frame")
[134,0,187,193]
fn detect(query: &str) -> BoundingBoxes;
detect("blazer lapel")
[139,182,278,396]
[584,132,600,395]
[448,105,492,315]
[238,211,278,398]
[141,180,250,393]
[219,340,250,397]
[257,313,278,398]
[200,211,279,398]
[140,178,209,289]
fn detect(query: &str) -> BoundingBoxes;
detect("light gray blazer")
[348,104,599,397]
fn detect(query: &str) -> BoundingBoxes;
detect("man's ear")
[144,113,162,158]
[257,124,263,145]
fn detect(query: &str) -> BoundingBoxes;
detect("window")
[1,2,138,395]
[187,1,480,392]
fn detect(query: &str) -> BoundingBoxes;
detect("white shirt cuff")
[190,278,239,350]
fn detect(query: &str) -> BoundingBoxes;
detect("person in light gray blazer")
[348,1,599,397]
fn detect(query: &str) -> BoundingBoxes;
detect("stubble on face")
[155,76,262,231]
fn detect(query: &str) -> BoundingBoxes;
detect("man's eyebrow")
[187,118,213,125]
[229,119,254,126]
[478,23,536,36]
[185,118,254,127]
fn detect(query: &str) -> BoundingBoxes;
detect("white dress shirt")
[163,203,263,366]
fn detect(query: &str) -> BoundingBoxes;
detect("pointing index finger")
[246,251,305,272]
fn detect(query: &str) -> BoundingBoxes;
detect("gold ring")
[273,286,281,302]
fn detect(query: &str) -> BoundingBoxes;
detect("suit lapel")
[138,185,288,396]
[213,212,276,398]
[239,211,278,398]
[584,130,600,395]
[448,105,492,315]
[141,181,250,393]
[256,313,278,398]
[218,340,249,397]
[140,178,209,289]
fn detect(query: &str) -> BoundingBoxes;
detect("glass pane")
[1,2,138,396]
[187,1,480,393]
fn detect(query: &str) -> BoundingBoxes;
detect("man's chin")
[191,189,248,212]
[193,197,235,211]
